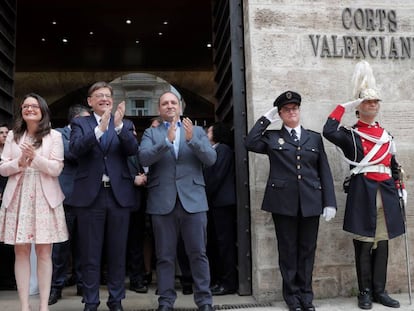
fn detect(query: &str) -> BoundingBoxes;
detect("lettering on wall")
[309,8,412,59]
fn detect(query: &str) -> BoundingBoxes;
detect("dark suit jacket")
[139,123,216,215]
[203,143,236,208]
[245,116,336,217]
[55,126,78,202]
[127,154,144,211]
[67,115,139,208]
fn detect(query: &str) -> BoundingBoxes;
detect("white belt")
[351,165,391,176]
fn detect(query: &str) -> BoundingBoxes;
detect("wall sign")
[309,8,411,59]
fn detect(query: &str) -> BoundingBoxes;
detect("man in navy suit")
[139,91,216,311]
[245,91,337,311]
[49,104,90,305]
[68,82,139,311]
[204,122,238,296]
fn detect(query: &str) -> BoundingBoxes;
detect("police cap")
[273,91,301,111]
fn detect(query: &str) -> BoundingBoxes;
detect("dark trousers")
[127,208,146,284]
[51,205,81,289]
[207,205,238,290]
[76,186,130,307]
[177,234,193,286]
[152,198,212,308]
[272,213,320,307]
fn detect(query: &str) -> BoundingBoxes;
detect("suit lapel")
[300,127,310,145]
[62,126,71,140]
[105,117,115,149]
[159,124,176,158]
[281,127,298,146]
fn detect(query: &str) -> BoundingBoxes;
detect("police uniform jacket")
[323,105,404,239]
[245,116,336,217]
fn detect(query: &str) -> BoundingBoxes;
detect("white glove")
[263,107,280,123]
[340,98,363,112]
[322,207,336,222]
[402,189,408,206]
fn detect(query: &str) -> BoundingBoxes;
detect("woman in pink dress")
[0,93,68,311]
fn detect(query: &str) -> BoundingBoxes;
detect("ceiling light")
[62,38,68,43]
[125,19,132,24]
[206,43,212,48]
[163,21,168,25]
[158,32,163,36]
[41,38,46,42]
[135,40,140,44]
[52,20,57,25]
[89,31,94,35]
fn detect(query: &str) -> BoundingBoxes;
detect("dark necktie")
[291,129,298,142]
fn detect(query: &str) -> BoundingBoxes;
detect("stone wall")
[243,0,414,302]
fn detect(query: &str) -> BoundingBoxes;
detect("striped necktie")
[291,129,298,142]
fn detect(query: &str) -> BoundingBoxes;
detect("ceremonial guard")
[323,61,406,310]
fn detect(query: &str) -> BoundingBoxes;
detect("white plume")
[351,60,377,99]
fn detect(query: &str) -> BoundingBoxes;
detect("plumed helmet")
[359,88,381,101]
[351,60,381,101]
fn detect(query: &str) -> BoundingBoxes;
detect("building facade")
[243,0,414,302]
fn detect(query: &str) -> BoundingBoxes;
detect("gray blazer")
[139,123,216,215]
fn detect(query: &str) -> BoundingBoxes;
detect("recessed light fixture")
[135,40,140,44]
[62,38,68,43]
[126,19,132,24]
[89,31,94,35]
[41,38,46,42]
[206,43,212,48]
[163,21,168,25]
[158,32,163,36]
[52,20,57,25]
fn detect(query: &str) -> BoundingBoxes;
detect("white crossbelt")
[351,164,391,176]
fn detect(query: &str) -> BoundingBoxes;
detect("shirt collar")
[164,120,181,128]
[284,125,301,135]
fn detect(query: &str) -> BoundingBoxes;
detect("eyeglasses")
[280,106,299,113]
[91,93,113,99]
[21,104,40,110]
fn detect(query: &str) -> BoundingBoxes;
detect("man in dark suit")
[126,127,148,294]
[49,104,90,305]
[139,91,216,311]
[68,81,139,311]
[204,122,238,295]
[245,91,337,311]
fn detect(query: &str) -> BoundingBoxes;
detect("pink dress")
[0,132,68,244]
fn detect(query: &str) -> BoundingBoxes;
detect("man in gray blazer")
[139,91,216,311]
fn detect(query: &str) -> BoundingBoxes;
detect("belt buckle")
[103,180,111,188]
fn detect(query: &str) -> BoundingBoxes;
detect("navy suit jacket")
[55,126,78,203]
[139,123,216,215]
[67,115,138,208]
[203,143,236,208]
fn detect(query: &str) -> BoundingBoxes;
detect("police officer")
[245,91,337,311]
[323,85,406,309]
